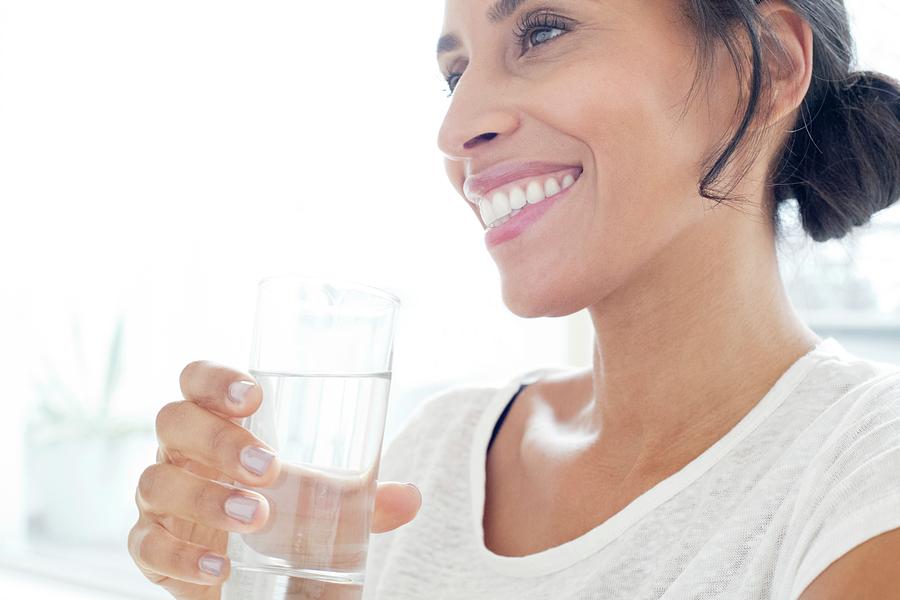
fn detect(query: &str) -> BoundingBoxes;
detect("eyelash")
[442,11,571,97]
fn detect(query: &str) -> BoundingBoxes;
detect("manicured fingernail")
[404,482,422,501]
[228,380,255,405]
[240,446,275,476]
[225,495,260,523]
[199,553,224,576]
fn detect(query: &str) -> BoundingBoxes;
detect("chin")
[498,274,588,319]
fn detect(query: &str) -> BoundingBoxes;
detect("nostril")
[464,132,498,150]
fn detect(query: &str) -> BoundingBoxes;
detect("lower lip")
[484,178,578,248]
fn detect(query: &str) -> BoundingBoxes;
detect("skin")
[437,0,820,556]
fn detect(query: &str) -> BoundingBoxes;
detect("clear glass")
[222,275,400,600]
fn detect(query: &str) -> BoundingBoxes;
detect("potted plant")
[25,313,155,548]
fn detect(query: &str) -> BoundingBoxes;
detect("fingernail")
[404,482,422,500]
[225,495,260,523]
[240,446,275,476]
[228,380,255,405]
[199,553,224,576]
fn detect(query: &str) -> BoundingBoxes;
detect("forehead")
[441,0,530,29]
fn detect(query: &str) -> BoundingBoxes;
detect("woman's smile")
[483,168,582,248]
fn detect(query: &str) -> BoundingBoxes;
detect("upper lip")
[463,161,583,204]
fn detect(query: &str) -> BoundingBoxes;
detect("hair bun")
[773,70,900,242]
[842,70,900,121]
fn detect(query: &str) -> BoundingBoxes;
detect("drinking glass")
[221,275,401,599]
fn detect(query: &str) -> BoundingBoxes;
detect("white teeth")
[544,177,561,197]
[479,198,495,225]
[509,186,527,210]
[526,180,546,205]
[493,208,521,228]
[478,170,580,228]
[492,191,511,218]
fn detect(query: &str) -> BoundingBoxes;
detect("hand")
[127,360,422,600]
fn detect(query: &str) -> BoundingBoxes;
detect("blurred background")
[0,0,897,597]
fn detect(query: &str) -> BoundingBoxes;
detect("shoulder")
[401,377,508,430]
[377,374,519,477]
[379,366,575,468]
[793,340,900,437]
[808,339,900,394]
[404,365,580,428]
[817,363,900,442]
[793,363,900,511]
[785,364,900,600]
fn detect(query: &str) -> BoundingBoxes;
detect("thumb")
[371,481,422,533]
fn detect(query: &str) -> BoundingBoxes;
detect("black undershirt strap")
[488,383,527,452]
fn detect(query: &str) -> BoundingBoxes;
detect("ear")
[755,1,815,128]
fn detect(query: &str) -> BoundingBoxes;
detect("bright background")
[0,1,897,597]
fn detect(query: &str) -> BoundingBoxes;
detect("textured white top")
[363,337,900,599]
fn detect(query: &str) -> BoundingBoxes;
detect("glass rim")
[256,273,402,307]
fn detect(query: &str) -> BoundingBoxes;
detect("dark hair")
[680,0,900,242]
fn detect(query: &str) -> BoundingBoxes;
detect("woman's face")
[437,0,762,318]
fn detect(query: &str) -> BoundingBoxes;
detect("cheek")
[518,48,722,300]
[552,64,703,242]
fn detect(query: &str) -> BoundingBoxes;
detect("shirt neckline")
[469,336,846,578]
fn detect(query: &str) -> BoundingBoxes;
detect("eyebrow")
[436,0,531,56]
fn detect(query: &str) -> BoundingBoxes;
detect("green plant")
[27,312,152,447]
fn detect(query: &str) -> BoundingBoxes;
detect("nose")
[436,70,521,161]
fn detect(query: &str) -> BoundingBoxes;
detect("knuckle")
[208,423,238,462]
[137,464,164,506]
[179,360,208,387]
[134,478,144,510]
[166,540,194,573]
[127,522,145,563]
[137,526,161,566]
[193,481,222,521]
[155,401,187,434]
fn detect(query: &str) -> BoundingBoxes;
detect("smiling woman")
[361,0,900,599]
[124,0,900,599]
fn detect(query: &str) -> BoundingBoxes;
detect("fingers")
[138,462,270,533]
[156,400,280,486]
[180,360,262,419]
[128,519,230,585]
[371,482,422,534]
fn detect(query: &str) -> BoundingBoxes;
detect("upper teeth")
[477,173,576,228]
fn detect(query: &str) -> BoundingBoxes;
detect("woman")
[128,0,900,598]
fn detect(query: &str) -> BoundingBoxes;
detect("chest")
[483,449,608,556]
[482,409,654,557]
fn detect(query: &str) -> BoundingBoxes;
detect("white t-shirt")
[362,337,900,599]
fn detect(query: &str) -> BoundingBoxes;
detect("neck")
[583,201,820,466]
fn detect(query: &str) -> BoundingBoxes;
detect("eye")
[513,10,571,53]
[441,11,572,97]
[443,72,462,97]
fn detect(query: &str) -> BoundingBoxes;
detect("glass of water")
[222,275,401,599]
